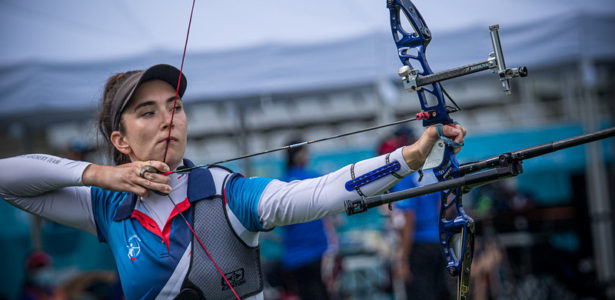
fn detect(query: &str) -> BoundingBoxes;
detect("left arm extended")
[257,124,465,229]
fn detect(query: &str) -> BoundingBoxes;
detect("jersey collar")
[113,159,217,221]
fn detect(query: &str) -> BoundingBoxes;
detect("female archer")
[0,64,466,300]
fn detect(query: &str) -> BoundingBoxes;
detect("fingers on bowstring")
[137,161,170,179]
[127,162,171,196]
[147,160,170,173]
[135,176,171,195]
[148,172,171,185]
[137,165,167,183]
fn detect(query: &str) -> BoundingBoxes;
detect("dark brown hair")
[97,71,140,165]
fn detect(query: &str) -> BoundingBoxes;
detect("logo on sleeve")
[127,235,142,261]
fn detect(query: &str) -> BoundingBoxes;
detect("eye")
[170,101,183,112]
[141,111,154,117]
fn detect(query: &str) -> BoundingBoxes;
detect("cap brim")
[117,64,188,115]
[138,64,187,97]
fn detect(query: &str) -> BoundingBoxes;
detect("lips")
[158,137,178,144]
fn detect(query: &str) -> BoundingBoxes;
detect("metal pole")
[236,101,251,175]
[580,58,615,297]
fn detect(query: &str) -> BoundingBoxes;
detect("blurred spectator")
[377,126,414,156]
[20,250,59,300]
[65,138,95,161]
[379,126,452,300]
[280,138,337,300]
[471,237,504,300]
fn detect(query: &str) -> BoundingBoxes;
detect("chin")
[164,152,185,169]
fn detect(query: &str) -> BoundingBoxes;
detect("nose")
[161,108,175,131]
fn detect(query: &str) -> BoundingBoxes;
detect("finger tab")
[140,165,160,178]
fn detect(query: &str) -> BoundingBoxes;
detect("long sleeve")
[257,147,414,229]
[0,154,97,235]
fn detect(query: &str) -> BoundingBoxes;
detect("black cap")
[111,64,187,131]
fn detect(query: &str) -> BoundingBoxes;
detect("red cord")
[162,0,195,164]
[163,1,240,298]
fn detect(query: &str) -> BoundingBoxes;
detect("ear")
[110,131,132,155]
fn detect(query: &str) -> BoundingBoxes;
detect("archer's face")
[113,80,187,170]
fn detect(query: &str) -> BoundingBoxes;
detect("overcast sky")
[1,0,614,64]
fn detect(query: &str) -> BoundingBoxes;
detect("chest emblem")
[127,235,142,261]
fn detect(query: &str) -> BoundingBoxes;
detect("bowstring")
[162,0,194,164]
[162,1,240,298]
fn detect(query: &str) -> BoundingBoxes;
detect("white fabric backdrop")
[0,0,614,120]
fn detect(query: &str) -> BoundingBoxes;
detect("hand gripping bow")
[346,1,528,299]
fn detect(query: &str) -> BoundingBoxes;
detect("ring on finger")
[140,165,158,178]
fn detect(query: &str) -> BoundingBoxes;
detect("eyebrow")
[133,96,181,111]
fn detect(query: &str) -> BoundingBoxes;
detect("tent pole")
[580,58,615,297]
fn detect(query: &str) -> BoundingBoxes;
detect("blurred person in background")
[20,250,59,300]
[0,64,466,299]
[379,127,451,300]
[65,138,96,162]
[280,138,337,300]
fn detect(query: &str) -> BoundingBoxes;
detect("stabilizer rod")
[345,126,615,215]
[460,126,615,175]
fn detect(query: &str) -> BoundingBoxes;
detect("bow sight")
[397,24,528,95]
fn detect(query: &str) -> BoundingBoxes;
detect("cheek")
[175,114,188,135]
[125,119,157,144]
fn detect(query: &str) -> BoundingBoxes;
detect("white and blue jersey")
[91,160,272,299]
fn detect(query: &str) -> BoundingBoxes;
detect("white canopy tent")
[1,0,614,124]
